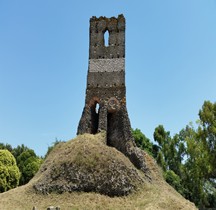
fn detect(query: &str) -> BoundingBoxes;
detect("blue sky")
[0,0,216,156]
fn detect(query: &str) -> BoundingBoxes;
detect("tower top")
[90,14,125,24]
[89,14,125,59]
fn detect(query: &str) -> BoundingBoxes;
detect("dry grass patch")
[0,181,197,210]
[0,133,197,210]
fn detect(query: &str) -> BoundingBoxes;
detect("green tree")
[132,128,157,157]
[153,125,187,195]
[180,124,208,205]
[199,101,216,178]
[0,143,12,152]
[0,150,20,192]
[154,125,185,175]
[131,101,216,208]
[16,148,43,185]
[0,144,43,186]
[153,101,216,208]
[164,170,184,195]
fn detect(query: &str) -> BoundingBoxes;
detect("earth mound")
[33,132,145,196]
[0,133,197,209]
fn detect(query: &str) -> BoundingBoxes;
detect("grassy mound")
[0,133,197,210]
[33,132,145,196]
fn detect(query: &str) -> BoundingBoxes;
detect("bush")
[0,150,20,192]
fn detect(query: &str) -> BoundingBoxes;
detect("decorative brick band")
[89,58,125,72]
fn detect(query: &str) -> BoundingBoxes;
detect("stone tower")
[78,14,147,172]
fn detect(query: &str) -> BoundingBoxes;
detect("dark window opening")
[90,102,100,134]
[107,112,116,147]
[107,113,112,146]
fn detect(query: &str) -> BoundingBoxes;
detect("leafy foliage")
[16,148,43,185]
[164,170,184,195]
[132,128,158,157]
[153,101,216,208]
[0,143,43,187]
[0,143,12,152]
[0,150,20,192]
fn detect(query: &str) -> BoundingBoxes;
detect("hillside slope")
[0,133,197,210]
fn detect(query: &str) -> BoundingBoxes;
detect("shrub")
[0,150,20,192]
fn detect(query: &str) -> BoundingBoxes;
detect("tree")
[16,148,43,185]
[153,101,216,208]
[180,124,208,205]
[0,143,12,152]
[154,125,185,175]
[164,170,184,195]
[199,101,216,178]
[153,125,187,197]
[0,150,20,192]
[12,144,29,160]
[0,144,43,186]
[132,128,157,157]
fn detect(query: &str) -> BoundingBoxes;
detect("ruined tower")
[78,15,147,171]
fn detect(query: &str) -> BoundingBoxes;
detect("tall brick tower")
[78,15,147,172]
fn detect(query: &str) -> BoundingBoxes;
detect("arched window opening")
[104,30,109,47]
